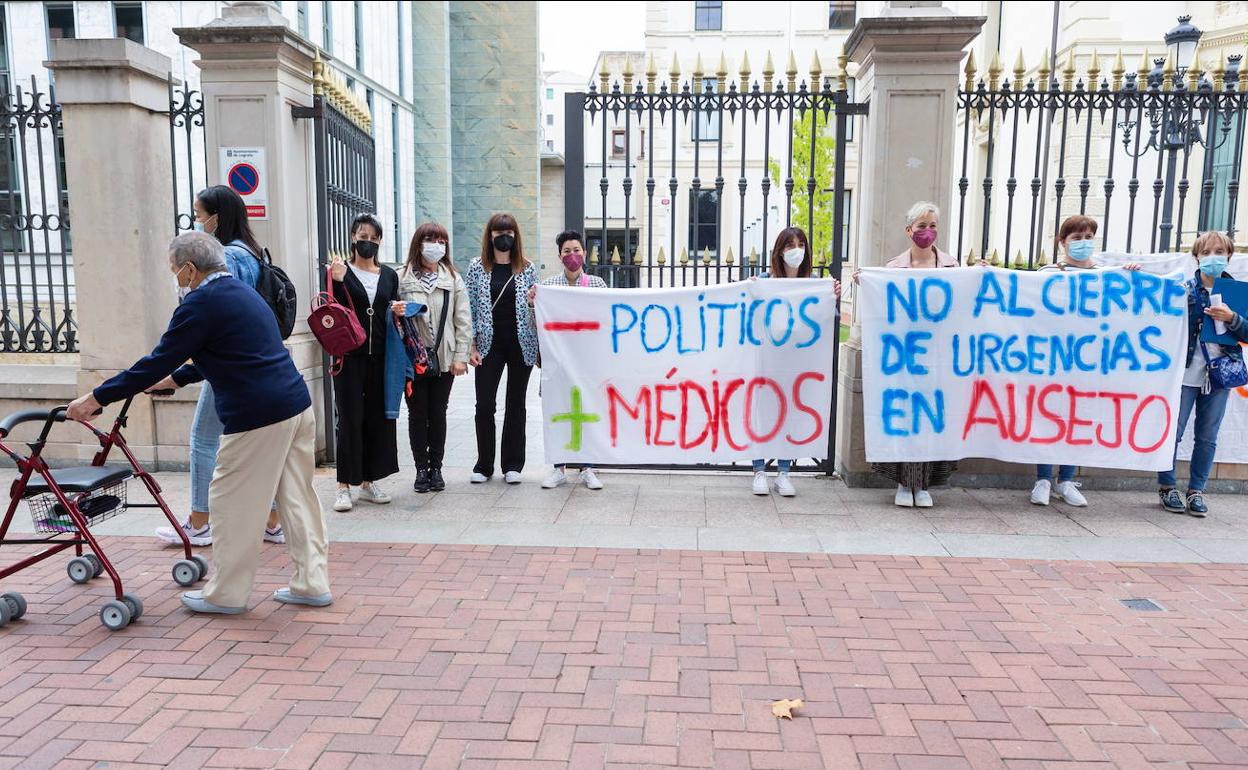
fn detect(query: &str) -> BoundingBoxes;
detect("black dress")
[332,265,400,486]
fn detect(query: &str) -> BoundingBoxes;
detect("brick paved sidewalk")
[3,538,1248,769]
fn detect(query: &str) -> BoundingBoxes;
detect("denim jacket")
[223,240,261,289]
[1184,272,1248,369]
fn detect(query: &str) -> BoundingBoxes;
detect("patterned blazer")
[465,257,540,366]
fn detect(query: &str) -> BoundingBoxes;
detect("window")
[546,139,554,151]
[112,2,144,44]
[322,0,333,51]
[611,130,626,157]
[396,3,405,97]
[391,104,401,263]
[546,87,555,99]
[46,3,76,41]
[297,1,308,38]
[688,189,719,254]
[1206,119,1241,232]
[829,1,856,29]
[0,6,19,247]
[353,1,363,70]
[839,190,853,263]
[546,114,555,126]
[692,78,719,141]
[694,0,722,31]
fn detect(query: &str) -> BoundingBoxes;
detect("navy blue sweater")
[94,274,310,434]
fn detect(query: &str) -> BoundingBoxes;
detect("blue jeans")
[752,459,792,473]
[189,382,223,513]
[1158,385,1231,492]
[1036,464,1076,483]
[189,383,277,514]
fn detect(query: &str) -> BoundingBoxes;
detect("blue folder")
[1200,278,1248,345]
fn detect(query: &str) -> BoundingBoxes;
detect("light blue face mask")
[1066,239,1095,262]
[1199,255,1229,276]
[192,222,204,232]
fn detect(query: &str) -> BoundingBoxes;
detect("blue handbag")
[1200,340,1248,392]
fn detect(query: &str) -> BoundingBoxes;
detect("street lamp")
[1165,15,1202,76]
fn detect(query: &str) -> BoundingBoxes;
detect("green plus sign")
[551,386,600,451]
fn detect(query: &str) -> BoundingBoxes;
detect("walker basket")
[25,481,128,534]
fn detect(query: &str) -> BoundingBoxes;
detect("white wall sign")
[219,147,268,220]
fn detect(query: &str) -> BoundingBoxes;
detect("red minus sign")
[544,321,601,332]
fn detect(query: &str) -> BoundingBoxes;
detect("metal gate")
[294,58,377,463]
[562,52,866,474]
[0,77,72,354]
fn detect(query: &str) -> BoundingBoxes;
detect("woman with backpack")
[393,222,473,493]
[150,185,284,547]
[329,213,401,512]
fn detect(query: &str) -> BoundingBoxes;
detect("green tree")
[767,107,838,267]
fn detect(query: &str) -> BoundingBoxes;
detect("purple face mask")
[910,228,937,249]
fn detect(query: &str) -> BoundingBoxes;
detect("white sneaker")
[580,468,603,490]
[156,519,212,547]
[752,472,770,496]
[913,489,933,508]
[470,472,490,484]
[1030,479,1052,506]
[1054,480,1088,507]
[894,485,914,507]
[542,469,568,489]
[332,489,352,512]
[774,473,796,498]
[504,471,523,485]
[263,525,285,544]
[358,482,391,505]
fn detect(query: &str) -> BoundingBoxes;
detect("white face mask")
[172,264,192,302]
[782,247,805,269]
[422,242,446,263]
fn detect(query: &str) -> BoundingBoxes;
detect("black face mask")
[353,240,379,260]
[492,234,515,253]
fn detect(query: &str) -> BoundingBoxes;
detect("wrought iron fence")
[565,52,864,291]
[956,49,1246,268]
[0,76,73,354]
[167,78,206,233]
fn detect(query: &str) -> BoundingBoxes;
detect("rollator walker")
[0,393,207,630]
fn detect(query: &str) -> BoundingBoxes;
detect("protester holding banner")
[747,226,842,497]
[1029,216,1141,508]
[330,213,400,512]
[533,230,609,491]
[395,222,473,494]
[467,213,540,484]
[1157,231,1248,517]
[872,201,959,507]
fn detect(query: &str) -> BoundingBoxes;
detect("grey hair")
[169,231,227,273]
[905,201,939,226]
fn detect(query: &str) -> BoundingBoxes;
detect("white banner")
[536,280,839,465]
[859,266,1188,471]
[1099,253,1248,464]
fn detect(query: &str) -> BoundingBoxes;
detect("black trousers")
[407,371,456,470]
[474,338,532,476]
[334,352,398,486]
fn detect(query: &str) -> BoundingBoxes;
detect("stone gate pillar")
[175,3,329,454]
[835,4,984,484]
[47,39,179,465]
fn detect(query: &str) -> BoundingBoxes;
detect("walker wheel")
[99,600,131,631]
[172,560,198,588]
[84,553,103,578]
[1,592,26,620]
[121,592,143,622]
[190,555,209,582]
[67,557,94,585]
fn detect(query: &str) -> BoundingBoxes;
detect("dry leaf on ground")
[771,698,804,719]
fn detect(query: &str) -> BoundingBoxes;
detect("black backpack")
[254,248,298,339]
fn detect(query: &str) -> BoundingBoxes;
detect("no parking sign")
[219,147,269,219]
